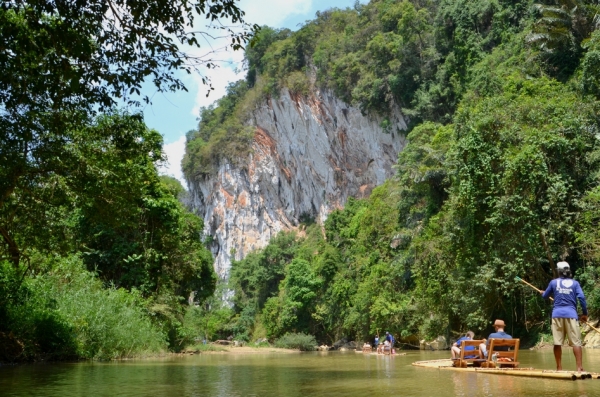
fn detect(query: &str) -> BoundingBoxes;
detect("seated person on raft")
[451,331,476,359]
[479,319,512,358]
[382,339,390,353]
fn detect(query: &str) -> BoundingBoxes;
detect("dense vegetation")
[0,0,255,362]
[0,113,218,362]
[5,0,600,361]
[186,0,600,346]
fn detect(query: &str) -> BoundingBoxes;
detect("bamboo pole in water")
[474,368,583,381]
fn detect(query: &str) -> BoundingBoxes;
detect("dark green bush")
[274,332,317,351]
[0,256,166,362]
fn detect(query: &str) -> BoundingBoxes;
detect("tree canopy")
[0,0,254,361]
[1,0,257,267]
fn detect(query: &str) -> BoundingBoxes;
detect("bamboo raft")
[413,359,600,381]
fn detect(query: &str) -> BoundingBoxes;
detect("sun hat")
[493,319,506,328]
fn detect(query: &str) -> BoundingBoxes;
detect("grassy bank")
[0,256,167,363]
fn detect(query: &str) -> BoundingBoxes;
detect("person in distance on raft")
[385,331,394,346]
[479,319,512,358]
[541,261,588,372]
[451,331,476,359]
[378,331,394,354]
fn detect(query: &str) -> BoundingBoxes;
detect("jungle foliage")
[0,0,256,361]
[183,0,534,179]
[192,0,600,345]
[0,113,217,361]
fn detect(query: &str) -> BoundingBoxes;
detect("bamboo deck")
[412,359,600,381]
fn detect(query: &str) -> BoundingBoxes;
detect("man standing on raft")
[541,261,588,372]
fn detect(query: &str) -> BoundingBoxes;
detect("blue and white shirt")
[456,337,475,351]
[542,277,588,319]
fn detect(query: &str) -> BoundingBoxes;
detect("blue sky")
[148,0,363,184]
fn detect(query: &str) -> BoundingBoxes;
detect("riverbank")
[177,345,303,355]
[0,345,304,365]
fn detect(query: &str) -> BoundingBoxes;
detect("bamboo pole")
[584,321,600,335]
[475,368,578,381]
[514,276,552,300]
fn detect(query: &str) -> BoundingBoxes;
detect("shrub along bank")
[0,114,217,362]
[0,257,166,361]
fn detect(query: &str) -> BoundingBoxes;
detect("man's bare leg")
[479,343,487,358]
[573,346,584,372]
[554,345,562,371]
[451,346,460,359]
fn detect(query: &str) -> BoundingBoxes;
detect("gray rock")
[420,336,448,350]
[583,321,600,348]
[187,88,407,282]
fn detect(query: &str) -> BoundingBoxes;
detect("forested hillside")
[185,0,600,345]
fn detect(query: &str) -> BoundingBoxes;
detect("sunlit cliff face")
[187,88,407,281]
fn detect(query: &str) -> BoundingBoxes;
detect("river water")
[2,349,600,396]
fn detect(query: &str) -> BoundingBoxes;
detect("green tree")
[69,114,215,300]
[182,80,254,178]
[0,1,257,266]
[528,0,599,52]
[229,232,299,329]
[580,30,600,97]
[0,112,162,267]
[527,0,600,79]
[281,259,322,331]
[245,26,293,87]
[438,76,599,330]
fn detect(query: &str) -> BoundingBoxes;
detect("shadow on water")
[1,350,599,397]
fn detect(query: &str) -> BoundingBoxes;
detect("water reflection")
[1,350,600,397]
[451,372,480,397]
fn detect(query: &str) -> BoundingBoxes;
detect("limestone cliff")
[187,88,407,280]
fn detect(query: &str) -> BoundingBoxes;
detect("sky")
[149,0,363,186]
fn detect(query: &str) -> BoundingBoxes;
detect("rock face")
[583,321,600,348]
[187,88,406,280]
[420,336,448,351]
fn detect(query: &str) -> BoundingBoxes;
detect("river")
[1,349,600,396]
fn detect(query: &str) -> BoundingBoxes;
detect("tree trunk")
[0,226,20,267]
[539,230,557,279]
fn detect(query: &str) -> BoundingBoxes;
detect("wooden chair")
[454,339,484,368]
[480,338,520,368]
[383,343,392,355]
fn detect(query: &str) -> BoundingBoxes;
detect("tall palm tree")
[527,0,600,53]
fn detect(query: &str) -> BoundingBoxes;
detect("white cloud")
[188,0,316,118]
[158,135,188,189]
[240,0,313,27]
[190,62,244,117]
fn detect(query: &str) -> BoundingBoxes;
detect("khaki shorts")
[551,318,581,347]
